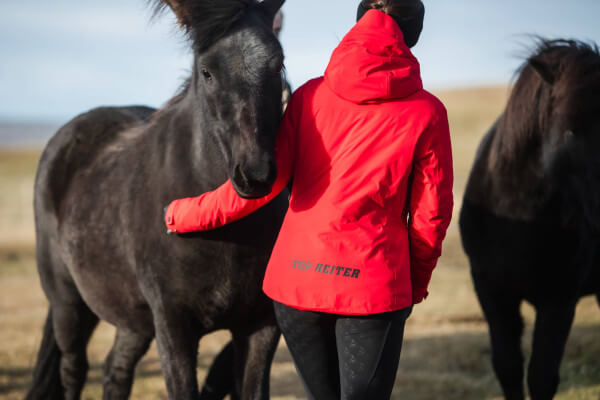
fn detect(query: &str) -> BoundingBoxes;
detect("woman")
[165,0,453,398]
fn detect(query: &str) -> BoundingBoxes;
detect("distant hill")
[0,122,61,149]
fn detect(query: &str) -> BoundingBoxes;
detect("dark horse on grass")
[460,39,600,400]
[26,0,288,399]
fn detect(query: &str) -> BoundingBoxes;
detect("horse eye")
[201,68,212,81]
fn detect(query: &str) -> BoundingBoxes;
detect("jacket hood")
[324,9,423,104]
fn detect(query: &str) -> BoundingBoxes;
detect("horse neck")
[152,88,229,195]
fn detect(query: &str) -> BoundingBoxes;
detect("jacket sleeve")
[164,107,296,233]
[408,107,454,304]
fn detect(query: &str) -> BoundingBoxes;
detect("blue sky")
[1,0,600,123]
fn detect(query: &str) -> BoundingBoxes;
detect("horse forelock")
[149,0,255,51]
[148,0,272,120]
[550,44,600,133]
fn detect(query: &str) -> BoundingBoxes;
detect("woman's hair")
[360,0,418,15]
[357,0,425,48]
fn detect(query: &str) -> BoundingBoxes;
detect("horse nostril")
[263,160,277,184]
[233,160,276,196]
[244,169,268,187]
[233,164,245,185]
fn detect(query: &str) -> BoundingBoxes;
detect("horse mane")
[151,78,191,122]
[494,38,600,168]
[149,0,254,51]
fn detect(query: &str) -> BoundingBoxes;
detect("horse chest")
[462,201,595,299]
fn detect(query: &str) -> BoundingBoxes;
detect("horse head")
[155,0,285,198]
[525,40,600,231]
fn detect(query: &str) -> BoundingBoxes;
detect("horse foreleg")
[527,304,575,400]
[233,324,280,400]
[476,288,525,400]
[102,328,153,400]
[200,341,236,400]
[153,311,201,400]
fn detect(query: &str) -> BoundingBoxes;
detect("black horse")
[26,0,288,399]
[460,39,600,400]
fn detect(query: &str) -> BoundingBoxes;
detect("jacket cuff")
[411,266,433,304]
[412,287,429,304]
[165,202,177,232]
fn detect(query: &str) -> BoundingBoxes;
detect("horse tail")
[25,308,64,400]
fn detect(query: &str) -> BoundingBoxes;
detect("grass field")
[1,87,599,399]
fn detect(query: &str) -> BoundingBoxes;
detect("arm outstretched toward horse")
[165,109,295,233]
[408,108,454,303]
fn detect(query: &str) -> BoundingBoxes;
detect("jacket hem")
[264,292,414,316]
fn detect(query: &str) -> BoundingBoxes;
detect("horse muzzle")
[231,160,277,199]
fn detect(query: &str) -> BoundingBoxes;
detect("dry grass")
[0,86,599,399]
[0,151,40,246]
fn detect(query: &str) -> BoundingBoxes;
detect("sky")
[1,0,600,123]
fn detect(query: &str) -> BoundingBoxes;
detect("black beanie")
[356,0,425,48]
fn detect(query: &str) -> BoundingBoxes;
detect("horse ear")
[151,0,192,29]
[529,57,556,85]
[261,0,285,20]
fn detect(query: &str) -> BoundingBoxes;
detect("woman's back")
[262,9,453,314]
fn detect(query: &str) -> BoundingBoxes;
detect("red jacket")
[165,10,453,315]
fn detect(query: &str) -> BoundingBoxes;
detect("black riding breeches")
[273,301,412,400]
